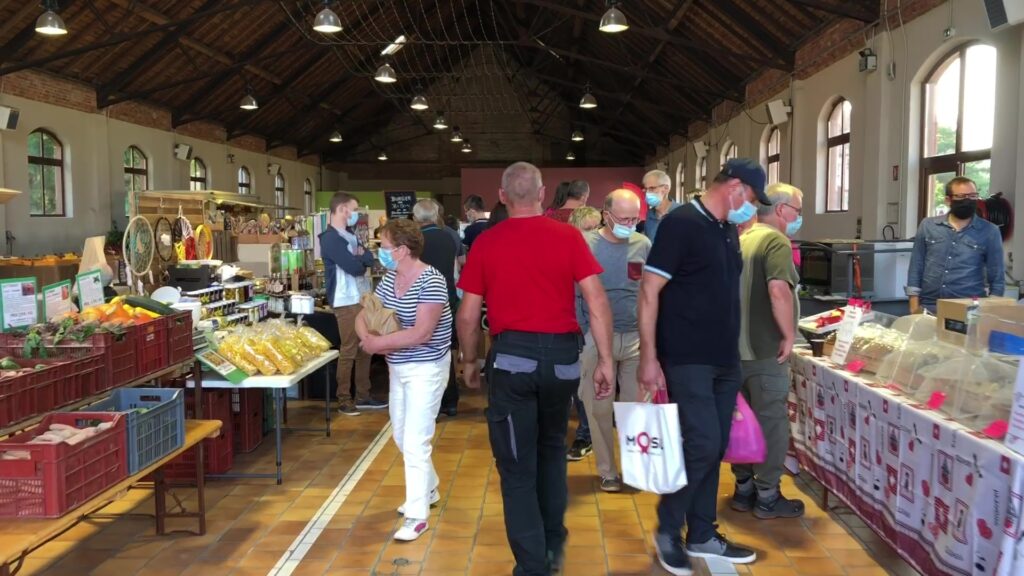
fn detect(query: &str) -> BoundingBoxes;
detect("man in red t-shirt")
[457,162,615,575]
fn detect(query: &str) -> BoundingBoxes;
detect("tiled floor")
[21,384,920,576]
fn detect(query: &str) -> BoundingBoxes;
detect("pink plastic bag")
[723,393,767,464]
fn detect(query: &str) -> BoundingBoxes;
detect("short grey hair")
[501,161,543,203]
[413,198,440,224]
[756,182,803,217]
[643,169,671,188]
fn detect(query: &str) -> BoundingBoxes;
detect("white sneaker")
[394,518,428,541]
[396,488,440,515]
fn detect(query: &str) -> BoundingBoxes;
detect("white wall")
[654,0,1024,276]
[0,94,336,255]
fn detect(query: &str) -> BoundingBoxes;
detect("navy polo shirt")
[644,198,743,368]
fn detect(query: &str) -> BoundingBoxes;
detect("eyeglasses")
[605,212,640,226]
[780,203,802,216]
[951,194,980,201]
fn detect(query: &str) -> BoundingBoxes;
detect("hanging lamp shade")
[461,140,472,153]
[579,91,597,109]
[329,131,343,143]
[374,63,397,83]
[566,151,576,161]
[35,9,67,36]
[239,93,258,110]
[571,129,585,142]
[599,4,629,33]
[312,4,343,33]
[410,94,429,110]
[450,128,463,143]
[433,113,448,130]
[377,150,388,161]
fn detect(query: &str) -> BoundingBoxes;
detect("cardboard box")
[935,297,1017,346]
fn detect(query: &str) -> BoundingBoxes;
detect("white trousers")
[388,352,450,520]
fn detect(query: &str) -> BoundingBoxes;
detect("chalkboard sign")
[384,191,416,220]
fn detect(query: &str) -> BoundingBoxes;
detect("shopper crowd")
[321,155,965,575]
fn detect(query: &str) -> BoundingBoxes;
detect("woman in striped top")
[355,219,452,543]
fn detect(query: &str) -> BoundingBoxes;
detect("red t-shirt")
[458,216,603,335]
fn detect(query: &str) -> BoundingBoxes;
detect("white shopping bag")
[614,390,688,494]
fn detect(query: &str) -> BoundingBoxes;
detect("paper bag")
[360,292,400,336]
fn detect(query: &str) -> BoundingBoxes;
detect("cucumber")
[126,295,176,316]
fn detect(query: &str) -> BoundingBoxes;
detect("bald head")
[604,188,641,212]
[602,188,642,233]
[500,162,544,205]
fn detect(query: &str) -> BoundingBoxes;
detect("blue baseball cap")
[721,158,769,205]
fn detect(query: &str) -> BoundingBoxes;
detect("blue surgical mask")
[786,215,803,237]
[378,247,398,270]
[347,211,360,227]
[727,201,756,225]
[456,287,464,299]
[645,192,662,208]
[612,223,634,239]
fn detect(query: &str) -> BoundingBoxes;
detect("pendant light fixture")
[571,129,585,142]
[329,131,343,143]
[312,1,342,33]
[450,127,463,143]
[410,88,429,111]
[433,113,448,130]
[239,92,258,111]
[461,140,472,153]
[35,1,67,36]
[566,150,576,161]
[377,150,388,161]
[599,1,629,33]
[579,84,598,109]
[374,62,397,83]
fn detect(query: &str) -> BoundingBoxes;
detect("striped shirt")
[375,266,453,365]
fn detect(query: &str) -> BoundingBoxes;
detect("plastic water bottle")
[965,297,981,352]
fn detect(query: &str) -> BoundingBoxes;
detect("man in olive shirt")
[732,182,804,520]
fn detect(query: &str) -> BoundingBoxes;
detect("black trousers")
[656,363,742,544]
[485,331,583,576]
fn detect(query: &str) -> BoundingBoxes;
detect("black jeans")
[656,363,742,544]
[440,303,460,412]
[485,331,583,576]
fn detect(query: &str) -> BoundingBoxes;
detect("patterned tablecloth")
[789,350,1024,576]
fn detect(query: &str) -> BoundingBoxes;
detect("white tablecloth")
[790,351,1024,576]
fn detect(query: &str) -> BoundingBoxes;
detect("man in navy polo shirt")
[637,158,770,575]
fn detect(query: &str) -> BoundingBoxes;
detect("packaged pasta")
[241,336,278,375]
[298,326,331,353]
[258,339,297,374]
[217,335,259,376]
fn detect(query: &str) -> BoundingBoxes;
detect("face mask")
[727,200,756,225]
[949,199,977,220]
[347,211,360,227]
[785,215,803,237]
[612,223,634,239]
[378,247,398,270]
[645,192,662,208]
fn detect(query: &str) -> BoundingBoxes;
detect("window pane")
[304,192,312,213]
[841,143,851,211]
[927,171,957,217]
[134,150,146,169]
[841,100,852,134]
[768,161,780,185]
[827,145,842,211]
[123,148,132,167]
[828,101,844,137]
[42,134,58,159]
[963,158,991,197]
[136,174,147,192]
[962,45,996,152]
[44,165,62,215]
[924,55,960,157]
[29,164,43,214]
[124,173,133,193]
[28,132,41,157]
[768,129,780,155]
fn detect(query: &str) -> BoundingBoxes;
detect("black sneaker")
[338,403,361,417]
[686,531,756,564]
[438,406,457,418]
[653,532,693,576]
[730,487,756,512]
[754,491,806,519]
[599,477,623,493]
[355,398,388,410]
[566,439,592,461]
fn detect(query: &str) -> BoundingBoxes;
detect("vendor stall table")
[789,350,1024,576]
[0,420,222,576]
[187,350,338,484]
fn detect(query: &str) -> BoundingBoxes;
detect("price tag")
[1006,360,1024,456]
[42,280,72,321]
[76,270,105,310]
[0,277,38,332]
[829,306,863,366]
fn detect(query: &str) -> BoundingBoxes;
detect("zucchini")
[126,295,177,316]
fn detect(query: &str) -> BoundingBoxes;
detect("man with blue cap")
[637,158,770,575]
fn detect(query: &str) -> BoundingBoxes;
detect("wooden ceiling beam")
[531,72,696,119]
[706,0,795,67]
[785,0,879,22]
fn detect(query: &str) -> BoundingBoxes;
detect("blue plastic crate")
[87,388,185,475]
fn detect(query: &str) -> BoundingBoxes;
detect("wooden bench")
[0,419,222,576]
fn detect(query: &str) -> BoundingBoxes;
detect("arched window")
[123,146,148,194]
[920,43,996,218]
[189,158,207,191]
[28,129,65,216]
[304,178,313,213]
[696,157,707,190]
[238,166,251,195]
[825,98,852,212]
[274,173,286,217]
[765,128,781,185]
[674,162,684,203]
[721,142,738,165]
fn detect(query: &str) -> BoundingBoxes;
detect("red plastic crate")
[231,389,264,453]
[162,388,233,479]
[0,353,103,429]
[136,317,169,378]
[166,312,194,366]
[0,412,127,518]
[0,330,136,393]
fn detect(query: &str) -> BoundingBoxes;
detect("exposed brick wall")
[107,100,171,130]
[688,121,709,140]
[228,134,266,154]
[2,70,96,114]
[299,154,319,167]
[268,145,298,161]
[175,120,227,142]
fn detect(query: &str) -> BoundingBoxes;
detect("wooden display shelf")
[0,419,222,576]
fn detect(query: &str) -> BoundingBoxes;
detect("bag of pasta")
[218,333,259,376]
[241,335,278,375]
[258,338,297,374]
[298,325,331,353]
[360,292,400,336]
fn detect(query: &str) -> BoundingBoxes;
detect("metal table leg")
[324,367,332,437]
[275,387,284,485]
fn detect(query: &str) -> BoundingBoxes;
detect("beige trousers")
[578,331,641,480]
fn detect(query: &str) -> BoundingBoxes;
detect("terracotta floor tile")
[87,558,149,576]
